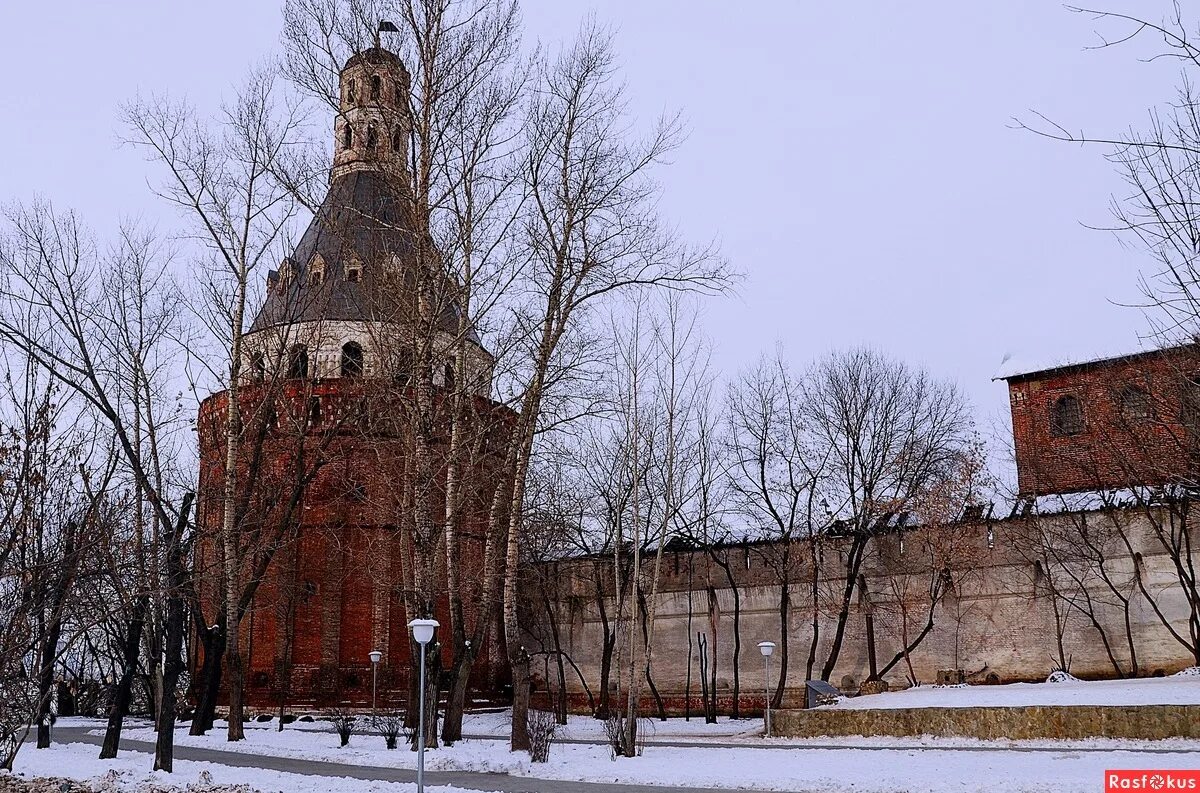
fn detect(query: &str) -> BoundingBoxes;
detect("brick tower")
[195,44,512,710]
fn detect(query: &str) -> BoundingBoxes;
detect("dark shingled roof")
[250,169,477,342]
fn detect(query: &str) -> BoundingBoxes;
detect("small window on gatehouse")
[1119,386,1151,422]
[1050,394,1084,437]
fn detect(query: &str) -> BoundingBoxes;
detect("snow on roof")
[991,343,1165,382]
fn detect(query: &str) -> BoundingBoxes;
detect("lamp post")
[368,650,382,719]
[409,619,439,793]
[757,641,776,738]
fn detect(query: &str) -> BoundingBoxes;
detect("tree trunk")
[778,580,793,709]
[100,596,149,759]
[35,603,65,749]
[441,643,477,744]
[190,618,225,736]
[820,535,868,682]
[225,620,245,740]
[155,492,194,772]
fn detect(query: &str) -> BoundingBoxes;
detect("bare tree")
[727,354,824,701]
[121,70,304,742]
[501,20,729,750]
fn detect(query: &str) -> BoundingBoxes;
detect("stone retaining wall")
[772,704,1200,740]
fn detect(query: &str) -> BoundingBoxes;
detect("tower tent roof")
[250,169,477,344]
[249,43,479,346]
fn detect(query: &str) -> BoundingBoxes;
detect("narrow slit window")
[394,348,413,386]
[342,123,353,150]
[370,74,381,101]
[250,351,265,382]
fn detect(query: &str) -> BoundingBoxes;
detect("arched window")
[308,255,325,287]
[346,78,357,103]
[342,123,353,150]
[287,345,309,379]
[392,126,403,153]
[250,351,265,382]
[341,341,364,378]
[1119,386,1151,422]
[366,124,378,150]
[1050,394,1084,437]
[369,74,381,101]
[345,259,362,282]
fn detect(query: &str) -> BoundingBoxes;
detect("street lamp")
[409,619,439,793]
[368,650,382,718]
[757,641,776,738]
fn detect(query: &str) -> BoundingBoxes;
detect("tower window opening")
[341,341,364,378]
[370,74,381,102]
[1050,394,1084,437]
[345,261,362,282]
[347,78,357,103]
[366,124,378,150]
[342,123,353,150]
[392,127,403,153]
[287,345,309,379]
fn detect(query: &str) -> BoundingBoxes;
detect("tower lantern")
[332,46,411,182]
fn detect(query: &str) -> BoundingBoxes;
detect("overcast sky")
[0,1,1183,446]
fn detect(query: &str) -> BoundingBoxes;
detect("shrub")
[322,707,357,747]
[373,710,409,750]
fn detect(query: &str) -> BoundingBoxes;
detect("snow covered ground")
[92,714,1198,793]
[12,729,1200,793]
[831,670,1200,710]
[1,741,477,792]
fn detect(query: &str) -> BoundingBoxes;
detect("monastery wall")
[527,505,1199,715]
